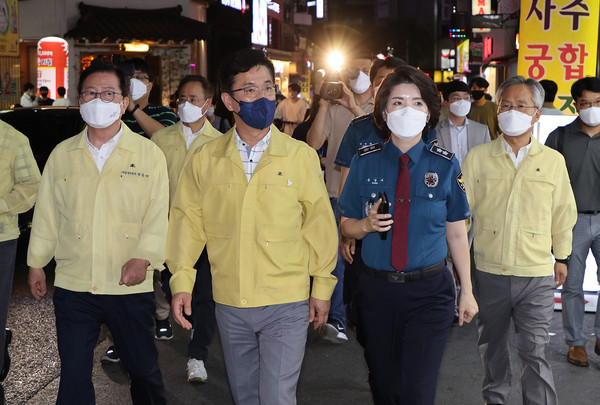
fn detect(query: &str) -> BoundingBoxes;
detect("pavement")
[2,256,600,404]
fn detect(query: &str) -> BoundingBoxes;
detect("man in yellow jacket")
[152,74,222,384]
[27,62,169,404]
[167,48,338,404]
[462,76,577,405]
[0,121,41,382]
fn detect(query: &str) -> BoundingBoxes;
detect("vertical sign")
[518,0,599,114]
[0,0,18,57]
[457,39,470,73]
[37,37,69,99]
[251,0,268,46]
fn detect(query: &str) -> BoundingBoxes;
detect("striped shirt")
[122,104,178,137]
[234,127,272,182]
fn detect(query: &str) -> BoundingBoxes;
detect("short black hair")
[129,58,154,82]
[571,77,600,101]
[57,86,66,97]
[443,80,470,101]
[77,60,129,98]
[24,82,34,91]
[289,82,301,93]
[40,86,49,94]
[469,76,489,89]
[218,48,275,93]
[176,75,215,100]
[374,65,441,135]
[368,57,407,84]
[539,80,558,103]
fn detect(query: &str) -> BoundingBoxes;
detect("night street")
[2,261,599,405]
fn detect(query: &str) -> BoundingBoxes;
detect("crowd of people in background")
[1,46,599,405]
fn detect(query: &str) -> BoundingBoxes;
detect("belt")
[361,260,445,283]
[579,210,600,215]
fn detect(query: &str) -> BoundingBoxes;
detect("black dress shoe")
[0,329,11,382]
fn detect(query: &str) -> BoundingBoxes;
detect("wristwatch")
[555,255,570,265]
[131,104,140,114]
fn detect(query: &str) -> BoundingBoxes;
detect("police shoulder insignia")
[424,171,439,188]
[429,144,454,160]
[358,142,383,157]
[351,113,372,124]
[457,172,466,193]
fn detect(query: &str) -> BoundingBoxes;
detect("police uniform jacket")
[151,120,223,204]
[462,135,577,276]
[339,139,470,271]
[167,125,338,308]
[27,124,169,294]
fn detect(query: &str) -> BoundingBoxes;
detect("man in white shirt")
[274,82,308,135]
[20,83,38,107]
[436,80,490,165]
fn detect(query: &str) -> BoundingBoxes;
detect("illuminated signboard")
[251,0,268,46]
[472,0,491,15]
[484,37,493,58]
[221,0,245,11]
[457,39,470,73]
[517,0,599,114]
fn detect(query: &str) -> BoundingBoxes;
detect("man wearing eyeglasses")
[122,58,178,139]
[27,61,169,404]
[462,76,577,405]
[546,77,600,368]
[166,48,338,404]
[151,75,222,384]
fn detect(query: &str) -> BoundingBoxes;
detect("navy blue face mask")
[233,96,277,130]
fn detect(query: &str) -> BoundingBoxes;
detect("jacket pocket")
[473,226,501,266]
[516,228,552,267]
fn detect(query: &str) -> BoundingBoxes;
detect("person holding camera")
[338,65,478,404]
[306,58,374,343]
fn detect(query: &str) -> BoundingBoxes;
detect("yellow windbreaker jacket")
[27,124,169,294]
[462,135,577,276]
[151,120,223,204]
[167,126,338,307]
[0,121,41,242]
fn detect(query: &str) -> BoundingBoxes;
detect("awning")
[64,2,209,43]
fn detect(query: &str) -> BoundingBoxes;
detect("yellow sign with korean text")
[518,0,599,114]
[0,0,18,57]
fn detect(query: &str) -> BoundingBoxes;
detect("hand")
[362,198,393,234]
[458,290,478,326]
[309,297,331,329]
[554,262,568,288]
[336,82,356,110]
[119,258,149,286]
[172,292,193,330]
[318,97,330,108]
[28,267,47,300]
[340,235,356,263]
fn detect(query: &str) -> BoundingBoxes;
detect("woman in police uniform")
[339,65,478,405]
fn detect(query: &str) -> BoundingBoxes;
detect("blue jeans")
[329,198,346,329]
[562,213,600,347]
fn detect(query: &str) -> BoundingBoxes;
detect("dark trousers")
[0,239,17,369]
[356,267,455,405]
[187,249,216,361]
[53,287,166,405]
[343,240,362,330]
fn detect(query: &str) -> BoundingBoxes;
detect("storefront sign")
[37,37,69,100]
[251,0,268,46]
[0,0,18,57]
[518,0,599,114]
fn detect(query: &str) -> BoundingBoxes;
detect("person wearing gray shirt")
[545,76,600,368]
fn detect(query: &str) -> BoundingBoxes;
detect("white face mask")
[349,71,371,95]
[449,99,471,117]
[178,100,208,124]
[206,105,215,117]
[579,106,600,126]
[373,86,380,99]
[80,98,122,129]
[129,78,148,101]
[498,109,536,137]
[386,107,428,140]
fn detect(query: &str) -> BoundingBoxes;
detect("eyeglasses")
[230,84,278,98]
[131,74,149,81]
[80,90,122,103]
[498,103,537,113]
[177,96,205,105]
[577,99,600,109]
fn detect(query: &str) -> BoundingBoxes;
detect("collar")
[387,138,426,165]
[182,120,206,138]
[84,123,124,151]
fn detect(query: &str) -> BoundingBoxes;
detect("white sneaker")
[187,358,207,383]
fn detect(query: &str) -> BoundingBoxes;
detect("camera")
[320,82,344,100]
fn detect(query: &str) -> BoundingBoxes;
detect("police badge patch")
[424,171,438,188]
[457,172,466,193]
